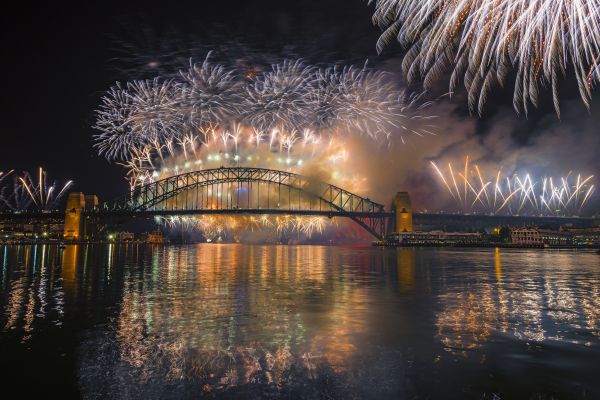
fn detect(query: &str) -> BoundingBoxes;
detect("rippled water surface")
[1,244,599,399]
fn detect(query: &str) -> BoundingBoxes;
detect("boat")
[144,230,165,244]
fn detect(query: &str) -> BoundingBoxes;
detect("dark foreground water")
[1,244,599,399]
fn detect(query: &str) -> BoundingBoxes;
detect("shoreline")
[1,240,599,251]
[372,241,600,249]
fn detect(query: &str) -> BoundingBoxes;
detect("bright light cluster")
[370,0,600,116]
[94,53,434,168]
[0,168,73,212]
[158,214,329,241]
[431,156,595,216]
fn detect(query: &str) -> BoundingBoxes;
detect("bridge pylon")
[63,192,99,240]
[393,192,413,233]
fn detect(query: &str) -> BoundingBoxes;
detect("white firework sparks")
[94,55,435,164]
[431,157,596,216]
[178,52,241,128]
[242,59,315,133]
[0,168,73,212]
[156,214,329,241]
[369,0,600,116]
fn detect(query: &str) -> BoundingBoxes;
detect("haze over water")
[1,244,599,399]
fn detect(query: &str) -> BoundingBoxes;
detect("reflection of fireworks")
[431,157,595,216]
[157,215,329,241]
[0,168,73,212]
[369,0,600,116]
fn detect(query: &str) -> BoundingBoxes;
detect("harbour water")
[1,244,599,399]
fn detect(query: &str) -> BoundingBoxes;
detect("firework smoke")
[369,0,600,116]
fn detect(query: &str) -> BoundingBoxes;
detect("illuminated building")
[385,230,484,246]
[510,227,543,247]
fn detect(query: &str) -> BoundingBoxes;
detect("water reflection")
[1,244,599,398]
[435,249,600,353]
[110,246,371,383]
[2,245,65,339]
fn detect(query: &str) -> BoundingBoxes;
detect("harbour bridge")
[1,166,598,241]
[92,166,393,239]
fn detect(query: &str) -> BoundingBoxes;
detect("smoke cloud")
[353,94,600,216]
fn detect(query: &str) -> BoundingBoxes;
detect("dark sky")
[1,1,598,207]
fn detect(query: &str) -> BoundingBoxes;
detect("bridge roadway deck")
[86,209,394,218]
[1,211,597,230]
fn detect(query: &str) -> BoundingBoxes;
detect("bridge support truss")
[101,167,392,239]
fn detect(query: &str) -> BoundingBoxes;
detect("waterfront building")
[539,229,573,247]
[383,230,484,246]
[510,227,543,247]
[509,227,599,248]
[1,221,64,242]
[561,227,600,247]
[114,231,135,242]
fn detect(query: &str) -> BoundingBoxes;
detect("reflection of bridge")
[96,167,392,239]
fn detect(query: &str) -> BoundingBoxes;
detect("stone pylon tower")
[63,192,85,240]
[394,192,413,232]
[63,193,99,240]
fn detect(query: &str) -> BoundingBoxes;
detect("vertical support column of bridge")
[63,192,86,240]
[63,193,100,241]
[394,192,413,233]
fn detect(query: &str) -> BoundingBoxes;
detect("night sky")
[1,1,599,210]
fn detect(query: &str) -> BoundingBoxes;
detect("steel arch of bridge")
[101,167,391,239]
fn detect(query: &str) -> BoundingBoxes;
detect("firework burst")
[0,168,73,212]
[178,52,241,128]
[369,0,600,116]
[242,59,315,133]
[94,55,435,165]
[156,214,329,241]
[431,156,595,216]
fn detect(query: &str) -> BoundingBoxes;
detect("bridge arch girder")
[103,167,389,239]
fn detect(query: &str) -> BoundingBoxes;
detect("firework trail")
[0,168,73,212]
[157,214,329,241]
[431,157,595,216]
[369,0,600,116]
[242,59,315,133]
[178,52,241,128]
